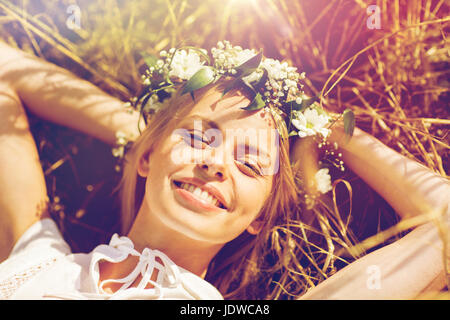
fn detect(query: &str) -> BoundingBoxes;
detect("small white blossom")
[212,40,257,71]
[315,168,332,194]
[243,69,264,84]
[112,147,123,158]
[167,49,205,80]
[112,131,128,158]
[156,59,164,68]
[291,108,331,138]
[115,131,127,146]
[142,94,164,114]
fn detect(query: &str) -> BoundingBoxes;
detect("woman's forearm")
[297,126,449,299]
[300,220,448,299]
[330,126,450,220]
[0,41,142,145]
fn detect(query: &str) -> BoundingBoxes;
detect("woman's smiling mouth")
[172,179,228,213]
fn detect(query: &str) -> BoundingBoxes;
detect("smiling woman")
[0,41,448,300]
[118,79,300,297]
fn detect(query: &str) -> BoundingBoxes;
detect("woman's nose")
[198,163,225,180]
[196,148,228,180]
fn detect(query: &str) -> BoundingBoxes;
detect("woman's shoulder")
[9,218,71,258]
[0,218,78,299]
[0,218,72,279]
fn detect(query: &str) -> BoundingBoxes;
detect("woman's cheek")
[167,139,200,167]
[237,182,266,216]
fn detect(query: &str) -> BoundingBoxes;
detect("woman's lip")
[172,180,228,214]
[173,177,229,209]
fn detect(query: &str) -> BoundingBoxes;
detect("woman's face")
[138,87,280,245]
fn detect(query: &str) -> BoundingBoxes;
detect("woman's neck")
[105,201,223,282]
[128,224,222,278]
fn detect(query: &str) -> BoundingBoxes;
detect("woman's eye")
[185,131,209,148]
[237,160,262,176]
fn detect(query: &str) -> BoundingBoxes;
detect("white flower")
[242,69,263,84]
[142,94,163,114]
[112,131,128,158]
[115,131,127,146]
[260,58,297,81]
[291,108,331,138]
[212,40,257,71]
[315,168,332,194]
[168,49,205,80]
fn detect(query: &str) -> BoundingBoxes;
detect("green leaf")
[222,67,267,99]
[304,95,320,107]
[221,77,243,98]
[235,50,263,77]
[241,93,266,110]
[288,95,320,112]
[288,100,305,113]
[253,68,268,92]
[343,109,355,137]
[141,93,152,110]
[181,67,216,97]
[142,53,159,69]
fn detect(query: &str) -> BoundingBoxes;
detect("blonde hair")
[119,79,321,299]
[119,88,196,234]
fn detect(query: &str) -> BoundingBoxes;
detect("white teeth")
[179,182,222,208]
[193,187,202,197]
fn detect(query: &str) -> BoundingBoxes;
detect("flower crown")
[121,41,355,194]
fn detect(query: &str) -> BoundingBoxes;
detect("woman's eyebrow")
[185,114,220,129]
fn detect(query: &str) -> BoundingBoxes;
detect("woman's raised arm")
[0,42,142,261]
[329,126,449,221]
[0,41,142,145]
[297,125,449,299]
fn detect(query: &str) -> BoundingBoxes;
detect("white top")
[0,218,223,300]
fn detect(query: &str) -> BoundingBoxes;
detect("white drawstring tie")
[98,234,181,299]
[44,234,182,300]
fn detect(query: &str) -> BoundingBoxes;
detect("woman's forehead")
[190,87,275,131]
